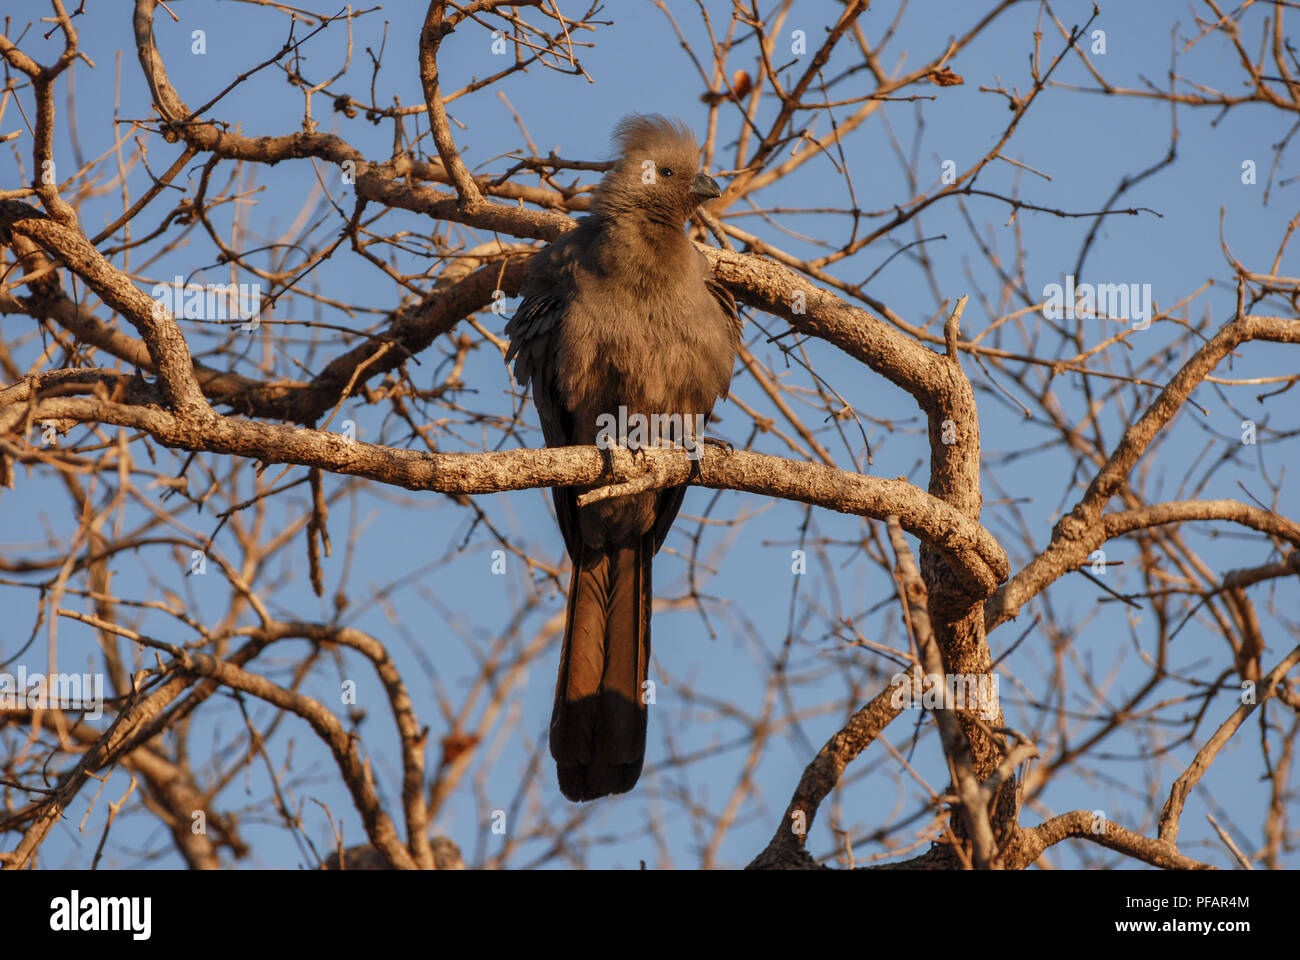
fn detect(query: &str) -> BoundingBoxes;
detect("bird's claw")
[597,441,617,479]
[596,438,651,480]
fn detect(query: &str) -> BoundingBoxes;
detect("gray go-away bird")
[505,115,741,801]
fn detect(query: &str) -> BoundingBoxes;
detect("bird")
[505,115,741,801]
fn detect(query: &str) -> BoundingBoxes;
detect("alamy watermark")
[1042,275,1153,330]
[50,891,150,940]
[595,406,707,461]
[150,276,263,328]
[0,666,104,719]
[889,668,1000,721]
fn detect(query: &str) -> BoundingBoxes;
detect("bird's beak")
[690,172,722,200]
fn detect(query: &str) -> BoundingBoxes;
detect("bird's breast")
[556,281,733,444]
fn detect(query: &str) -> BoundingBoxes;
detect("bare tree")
[1,1,1297,870]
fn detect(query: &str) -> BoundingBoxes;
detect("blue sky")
[2,0,1296,869]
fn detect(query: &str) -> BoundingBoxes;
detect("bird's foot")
[683,436,730,481]
[628,440,650,470]
[597,437,652,479]
[597,441,618,480]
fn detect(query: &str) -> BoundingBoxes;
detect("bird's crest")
[610,114,697,160]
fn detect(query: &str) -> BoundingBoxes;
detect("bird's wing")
[505,237,584,562]
[705,271,743,352]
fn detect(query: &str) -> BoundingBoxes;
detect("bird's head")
[592,114,722,225]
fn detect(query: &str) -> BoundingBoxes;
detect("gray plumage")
[505,115,741,801]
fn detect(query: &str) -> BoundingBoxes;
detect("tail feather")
[550,536,652,801]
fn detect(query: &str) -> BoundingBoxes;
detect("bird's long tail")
[550,535,652,801]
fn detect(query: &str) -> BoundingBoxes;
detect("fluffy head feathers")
[611,114,698,161]
[593,114,718,222]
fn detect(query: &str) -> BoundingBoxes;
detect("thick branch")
[419,3,483,207]
[0,200,208,416]
[1008,811,1214,870]
[0,394,1009,594]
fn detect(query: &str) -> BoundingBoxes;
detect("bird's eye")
[659,167,673,177]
